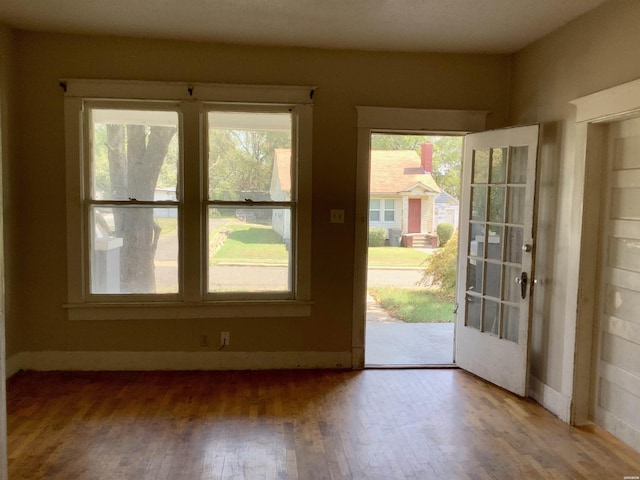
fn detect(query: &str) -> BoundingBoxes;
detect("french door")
[456,125,540,397]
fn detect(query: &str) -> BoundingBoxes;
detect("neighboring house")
[369,143,441,247]
[270,148,292,246]
[433,190,459,231]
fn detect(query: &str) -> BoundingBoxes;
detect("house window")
[369,198,395,222]
[64,80,313,319]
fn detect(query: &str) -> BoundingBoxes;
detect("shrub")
[419,232,457,300]
[368,228,386,247]
[436,222,455,246]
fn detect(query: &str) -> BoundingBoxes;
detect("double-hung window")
[369,199,395,222]
[64,80,313,319]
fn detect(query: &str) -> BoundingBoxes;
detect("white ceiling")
[0,0,607,54]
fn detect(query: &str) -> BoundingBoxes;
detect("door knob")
[522,243,532,253]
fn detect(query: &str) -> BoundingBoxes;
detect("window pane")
[506,227,523,264]
[467,259,483,293]
[507,186,525,225]
[370,199,380,209]
[384,199,395,209]
[508,146,528,184]
[471,186,487,221]
[483,299,500,335]
[502,305,520,343]
[208,111,292,201]
[469,223,485,257]
[487,225,503,261]
[485,263,501,299]
[384,210,395,221]
[490,148,506,184]
[91,109,179,201]
[90,206,178,294]
[488,186,505,223]
[465,295,481,330]
[472,149,489,184]
[503,265,522,303]
[370,211,380,222]
[208,207,291,293]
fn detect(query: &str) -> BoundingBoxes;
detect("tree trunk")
[106,124,176,293]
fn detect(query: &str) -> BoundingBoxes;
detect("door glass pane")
[90,206,178,294]
[485,263,501,298]
[490,148,507,184]
[488,187,505,223]
[208,206,291,293]
[465,295,481,330]
[487,225,503,261]
[502,305,520,343]
[507,186,525,224]
[469,223,485,257]
[91,109,179,201]
[208,111,292,201]
[503,265,522,303]
[508,146,528,184]
[473,149,490,183]
[483,299,500,335]
[471,186,487,221]
[466,259,483,294]
[505,227,523,264]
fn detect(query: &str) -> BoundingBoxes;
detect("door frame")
[352,106,489,368]
[570,78,640,427]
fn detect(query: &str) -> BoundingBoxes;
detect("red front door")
[408,198,421,233]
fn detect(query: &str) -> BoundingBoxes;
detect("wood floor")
[7,369,640,479]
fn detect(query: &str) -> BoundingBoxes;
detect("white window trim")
[64,79,314,320]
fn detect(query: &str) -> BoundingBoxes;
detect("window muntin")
[87,107,180,296]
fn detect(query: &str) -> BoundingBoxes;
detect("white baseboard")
[528,375,572,422]
[6,350,353,377]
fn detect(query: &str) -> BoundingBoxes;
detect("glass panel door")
[456,125,539,397]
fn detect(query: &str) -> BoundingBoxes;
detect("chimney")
[421,142,433,174]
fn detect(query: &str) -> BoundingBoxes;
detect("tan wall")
[6,30,510,359]
[510,0,640,407]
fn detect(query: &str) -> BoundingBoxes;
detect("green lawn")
[367,247,430,267]
[369,286,455,323]
[211,223,288,265]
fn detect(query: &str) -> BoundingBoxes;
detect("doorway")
[364,133,462,366]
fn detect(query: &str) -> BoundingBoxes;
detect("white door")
[593,117,640,450]
[456,125,539,397]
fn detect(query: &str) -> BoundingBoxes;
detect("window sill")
[64,300,313,321]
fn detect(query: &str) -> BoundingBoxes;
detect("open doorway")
[364,133,462,366]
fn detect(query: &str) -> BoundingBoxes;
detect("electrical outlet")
[200,334,209,347]
[221,331,230,346]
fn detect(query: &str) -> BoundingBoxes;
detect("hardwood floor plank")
[7,369,640,479]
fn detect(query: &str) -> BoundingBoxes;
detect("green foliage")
[208,129,290,200]
[368,287,455,323]
[420,232,458,300]
[368,228,386,247]
[436,222,454,246]
[370,133,463,199]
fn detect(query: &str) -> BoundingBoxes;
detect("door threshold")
[365,363,458,369]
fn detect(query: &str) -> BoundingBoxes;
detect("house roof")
[370,150,440,195]
[273,149,292,192]
[435,191,459,205]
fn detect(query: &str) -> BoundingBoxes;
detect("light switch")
[330,209,345,223]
